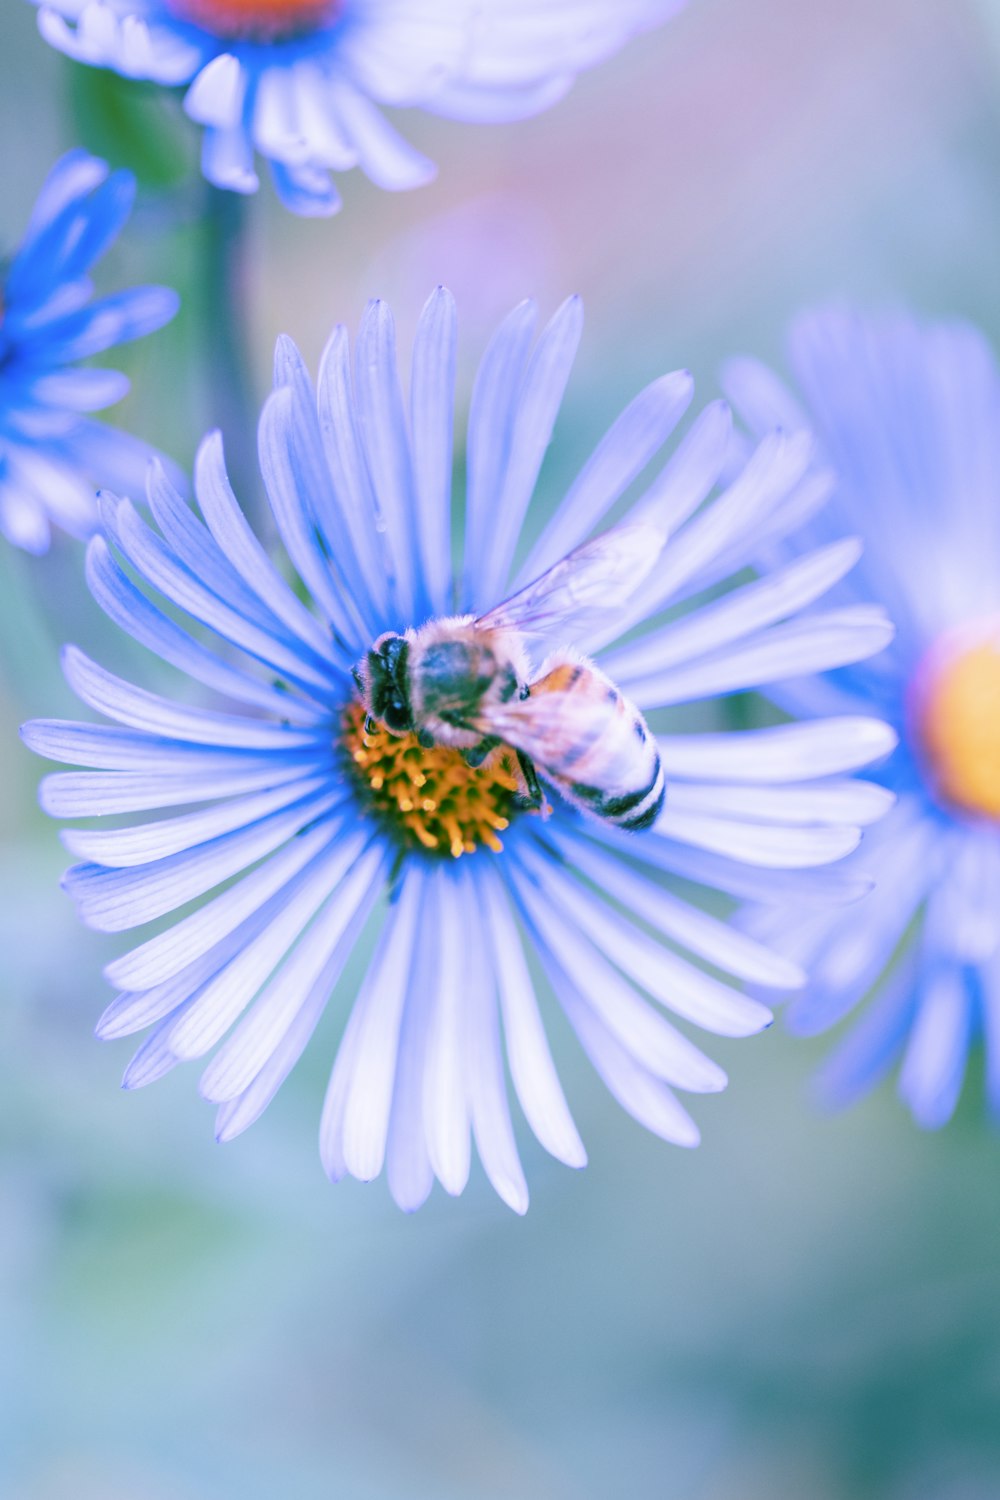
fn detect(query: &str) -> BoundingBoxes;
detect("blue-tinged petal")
[193,433,344,664]
[664,778,895,829]
[16,149,108,254]
[631,429,815,626]
[813,955,920,1112]
[104,816,345,991]
[40,756,331,818]
[38,285,179,361]
[982,958,1000,1117]
[461,870,529,1215]
[353,299,422,622]
[214,871,382,1143]
[327,78,436,192]
[720,354,810,438]
[330,869,423,1183]
[258,386,372,644]
[586,822,875,907]
[479,865,586,1170]
[421,868,473,1195]
[85,536,327,725]
[510,863,727,1095]
[184,51,246,129]
[656,802,862,869]
[551,829,801,1000]
[96,880,296,1041]
[63,786,345,932]
[781,809,940,1035]
[23,717,318,774]
[270,159,338,218]
[656,718,898,784]
[551,977,701,1148]
[62,773,331,868]
[103,496,342,693]
[516,370,695,586]
[410,287,457,617]
[200,843,386,1104]
[165,828,371,1061]
[121,1020,184,1091]
[603,537,864,684]
[627,605,895,709]
[60,645,328,751]
[21,366,130,415]
[202,121,259,194]
[898,963,972,1129]
[462,296,540,604]
[384,873,450,1212]
[315,323,392,623]
[475,296,584,606]
[518,837,775,1037]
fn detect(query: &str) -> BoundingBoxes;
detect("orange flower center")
[909,620,1000,821]
[166,0,343,42]
[342,702,522,859]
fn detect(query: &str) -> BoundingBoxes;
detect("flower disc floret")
[343,702,521,858]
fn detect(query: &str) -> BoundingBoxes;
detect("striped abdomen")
[528,658,665,831]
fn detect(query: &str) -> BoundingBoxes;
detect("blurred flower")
[0,150,178,553]
[33,0,686,216]
[24,289,894,1212]
[725,307,1000,1127]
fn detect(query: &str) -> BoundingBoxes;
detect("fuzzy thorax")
[909,621,1000,821]
[342,702,522,859]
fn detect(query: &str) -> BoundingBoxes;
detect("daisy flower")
[33,0,684,216]
[0,150,178,553]
[24,290,895,1212]
[725,307,1000,1127]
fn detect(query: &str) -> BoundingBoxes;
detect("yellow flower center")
[166,0,343,42]
[909,621,1000,821]
[342,702,522,859]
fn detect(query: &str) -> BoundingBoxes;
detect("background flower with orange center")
[33,0,688,215]
[726,308,1000,1127]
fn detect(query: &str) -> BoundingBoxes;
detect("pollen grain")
[342,702,521,859]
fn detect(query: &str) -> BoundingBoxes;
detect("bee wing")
[475,677,602,771]
[475,521,665,641]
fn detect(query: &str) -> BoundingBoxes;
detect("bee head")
[353,632,413,735]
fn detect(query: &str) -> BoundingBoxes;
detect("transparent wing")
[476,681,599,769]
[476,521,666,641]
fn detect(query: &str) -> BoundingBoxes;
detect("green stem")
[201,184,261,525]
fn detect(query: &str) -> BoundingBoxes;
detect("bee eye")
[384,697,412,733]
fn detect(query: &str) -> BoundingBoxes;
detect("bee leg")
[514,752,545,811]
[364,715,377,735]
[417,729,436,749]
[462,735,499,768]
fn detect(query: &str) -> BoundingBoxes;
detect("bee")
[352,521,667,831]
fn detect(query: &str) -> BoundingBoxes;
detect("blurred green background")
[2,2,1000,1496]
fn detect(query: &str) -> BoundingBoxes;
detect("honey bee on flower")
[24,290,895,1212]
